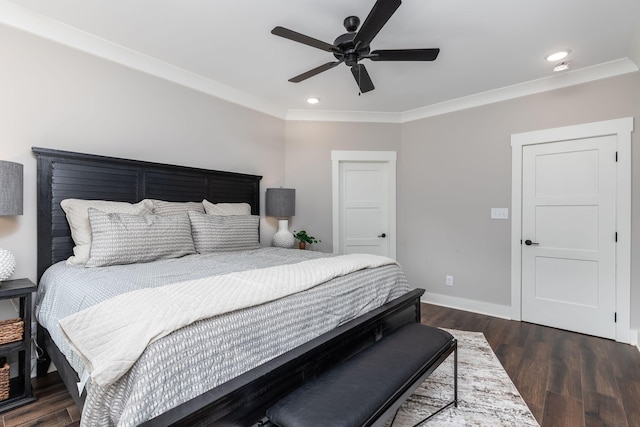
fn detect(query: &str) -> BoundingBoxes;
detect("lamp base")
[0,249,16,282]
[272,219,295,248]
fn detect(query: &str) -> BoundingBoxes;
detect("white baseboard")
[420,292,512,320]
[422,293,640,349]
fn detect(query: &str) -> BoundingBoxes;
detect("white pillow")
[60,199,153,265]
[202,199,251,216]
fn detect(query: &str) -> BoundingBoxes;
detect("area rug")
[389,329,540,427]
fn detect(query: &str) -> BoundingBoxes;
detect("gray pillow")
[188,211,260,253]
[60,199,154,265]
[86,209,196,267]
[148,199,205,216]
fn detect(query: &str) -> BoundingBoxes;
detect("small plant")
[293,230,321,245]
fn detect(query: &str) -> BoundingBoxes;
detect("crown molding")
[287,59,638,123]
[0,0,287,120]
[400,58,638,123]
[286,109,402,123]
[2,1,637,125]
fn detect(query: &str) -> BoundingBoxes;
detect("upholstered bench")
[265,323,457,427]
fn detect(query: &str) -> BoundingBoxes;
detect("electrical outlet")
[446,275,454,286]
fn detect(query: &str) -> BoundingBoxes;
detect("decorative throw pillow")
[148,199,205,216]
[60,199,153,265]
[85,209,195,267]
[202,199,251,216]
[188,211,260,253]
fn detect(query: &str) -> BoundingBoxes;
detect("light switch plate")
[491,208,509,219]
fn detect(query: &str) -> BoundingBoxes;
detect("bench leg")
[454,338,458,407]
[410,339,458,427]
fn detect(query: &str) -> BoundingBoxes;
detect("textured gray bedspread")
[36,247,410,426]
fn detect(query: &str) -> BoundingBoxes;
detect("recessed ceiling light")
[546,50,570,62]
[553,61,570,72]
[306,97,320,105]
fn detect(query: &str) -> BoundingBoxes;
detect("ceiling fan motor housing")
[333,31,370,66]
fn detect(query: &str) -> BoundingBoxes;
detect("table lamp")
[266,188,295,248]
[0,161,23,281]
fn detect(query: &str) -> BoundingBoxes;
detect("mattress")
[36,247,410,426]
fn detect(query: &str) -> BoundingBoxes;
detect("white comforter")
[59,253,396,387]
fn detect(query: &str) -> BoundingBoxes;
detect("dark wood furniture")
[33,147,423,426]
[33,147,261,282]
[0,278,37,412]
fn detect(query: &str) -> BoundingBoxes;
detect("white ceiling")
[2,0,640,121]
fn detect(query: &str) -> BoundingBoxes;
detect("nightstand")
[0,278,36,412]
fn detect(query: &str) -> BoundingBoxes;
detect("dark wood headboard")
[33,147,262,281]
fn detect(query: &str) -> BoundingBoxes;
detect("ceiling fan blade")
[369,48,440,61]
[289,61,342,83]
[272,26,338,53]
[353,0,402,46]
[350,64,375,93]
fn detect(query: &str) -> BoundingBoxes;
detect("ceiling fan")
[271,0,440,94]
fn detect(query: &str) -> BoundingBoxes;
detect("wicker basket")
[0,318,24,345]
[0,363,9,401]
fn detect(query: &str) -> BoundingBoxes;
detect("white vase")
[0,249,16,281]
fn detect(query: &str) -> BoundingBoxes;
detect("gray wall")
[0,24,286,290]
[285,121,401,254]
[283,73,640,331]
[399,72,640,327]
[399,107,513,307]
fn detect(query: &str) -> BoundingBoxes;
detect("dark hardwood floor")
[1,371,78,427]
[422,303,640,427]
[2,303,639,426]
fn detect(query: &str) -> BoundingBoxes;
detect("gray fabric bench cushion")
[266,323,454,427]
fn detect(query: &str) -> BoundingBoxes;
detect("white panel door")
[339,161,389,256]
[521,135,617,339]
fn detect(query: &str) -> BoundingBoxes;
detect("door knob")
[524,239,539,246]
[378,233,387,238]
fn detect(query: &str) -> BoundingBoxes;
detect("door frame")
[331,151,397,257]
[510,117,634,344]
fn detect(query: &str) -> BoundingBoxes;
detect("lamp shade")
[0,161,23,216]
[265,188,295,218]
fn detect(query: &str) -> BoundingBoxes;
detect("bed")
[33,147,424,426]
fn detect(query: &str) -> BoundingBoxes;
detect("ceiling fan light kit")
[271,0,440,94]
